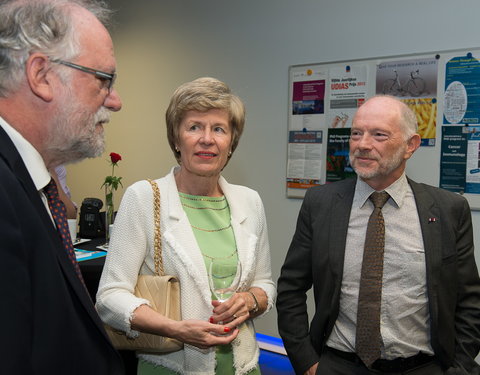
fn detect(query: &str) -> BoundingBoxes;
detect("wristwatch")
[248,291,259,314]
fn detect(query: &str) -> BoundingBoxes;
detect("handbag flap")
[134,274,181,320]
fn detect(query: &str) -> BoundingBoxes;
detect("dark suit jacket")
[0,127,124,374]
[277,177,480,375]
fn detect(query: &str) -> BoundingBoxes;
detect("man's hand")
[304,362,318,375]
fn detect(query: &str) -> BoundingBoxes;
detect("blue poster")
[440,125,480,194]
[440,126,467,192]
[444,53,480,125]
[465,129,480,194]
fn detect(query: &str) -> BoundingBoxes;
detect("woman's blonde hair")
[166,77,245,163]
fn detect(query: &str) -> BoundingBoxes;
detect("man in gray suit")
[277,96,480,375]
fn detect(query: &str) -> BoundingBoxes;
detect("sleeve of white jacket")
[248,190,276,316]
[96,180,155,338]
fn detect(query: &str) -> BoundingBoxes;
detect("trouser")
[316,348,444,375]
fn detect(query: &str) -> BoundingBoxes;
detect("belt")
[325,347,436,373]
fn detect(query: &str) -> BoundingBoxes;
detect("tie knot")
[369,191,389,209]
[44,178,59,199]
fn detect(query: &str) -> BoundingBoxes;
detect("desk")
[76,238,106,302]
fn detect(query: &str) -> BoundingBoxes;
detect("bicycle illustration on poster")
[376,57,439,146]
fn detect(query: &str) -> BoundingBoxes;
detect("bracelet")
[248,291,259,314]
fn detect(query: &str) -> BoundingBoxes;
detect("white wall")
[69,0,480,338]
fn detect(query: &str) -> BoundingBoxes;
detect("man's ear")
[405,133,421,159]
[25,53,54,102]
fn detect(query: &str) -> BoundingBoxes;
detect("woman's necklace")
[179,193,226,203]
[179,192,230,231]
[190,223,232,232]
[201,248,238,261]
[181,202,228,211]
[179,191,234,244]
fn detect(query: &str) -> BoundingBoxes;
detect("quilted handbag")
[104,179,183,353]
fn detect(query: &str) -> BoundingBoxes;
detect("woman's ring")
[233,314,238,319]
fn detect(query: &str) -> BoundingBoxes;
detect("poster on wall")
[327,65,368,129]
[287,67,328,195]
[443,52,480,126]
[376,57,438,146]
[290,68,327,131]
[286,130,324,189]
[326,128,356,183]
[440,125,480,194]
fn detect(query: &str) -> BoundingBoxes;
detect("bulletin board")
[286,48,480,210]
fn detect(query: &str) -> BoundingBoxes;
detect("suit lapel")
[221,177,259,290]
[230,213,257,292]
[162,176,212,301]
[164,213,211,299]
[0,127,114,345]
[408,179,441,323]
[329,179,356,280]
[409,179,442,283]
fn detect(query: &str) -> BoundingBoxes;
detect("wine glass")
[208,258,242,303]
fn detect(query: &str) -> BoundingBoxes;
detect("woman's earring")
[228,150,232,157]
[175,146,180,153]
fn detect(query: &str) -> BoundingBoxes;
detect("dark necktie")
[355,191,390,368]
[44,178,85,285]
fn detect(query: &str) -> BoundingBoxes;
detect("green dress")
[138,193,260,375]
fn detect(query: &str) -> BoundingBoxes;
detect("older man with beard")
[0,0,123,373]
[277,96,480,375]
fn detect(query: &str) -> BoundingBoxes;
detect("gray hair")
[368,95,418,141]
[397,99,419,140]
[0,0,112,97]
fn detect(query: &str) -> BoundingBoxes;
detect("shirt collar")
[0,116,51,191]
[354,173,409,209]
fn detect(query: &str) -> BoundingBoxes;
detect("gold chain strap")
[147,179,164,276]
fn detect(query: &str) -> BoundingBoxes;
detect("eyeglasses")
[51,59,116,93]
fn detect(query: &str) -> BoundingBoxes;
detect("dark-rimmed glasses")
[51,59,116,93]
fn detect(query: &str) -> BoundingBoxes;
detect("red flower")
[110,152,122,164]
[102,152,123,206]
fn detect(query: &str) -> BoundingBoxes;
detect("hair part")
[165,77,246,163]
[0,0,112,97]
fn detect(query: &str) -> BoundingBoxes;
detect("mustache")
[351,150,378,160]
[94,107,111,125]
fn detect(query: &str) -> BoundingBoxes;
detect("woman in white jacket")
[96,77,276,375]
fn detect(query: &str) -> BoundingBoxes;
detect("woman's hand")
[210,292,251,328]
[130,304,238,349]
[170,319,239,349]
[210,288,268,327]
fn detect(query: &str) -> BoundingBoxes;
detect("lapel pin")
[428,217,437,223]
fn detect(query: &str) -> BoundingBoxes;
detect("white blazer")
[96,166,276,375]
